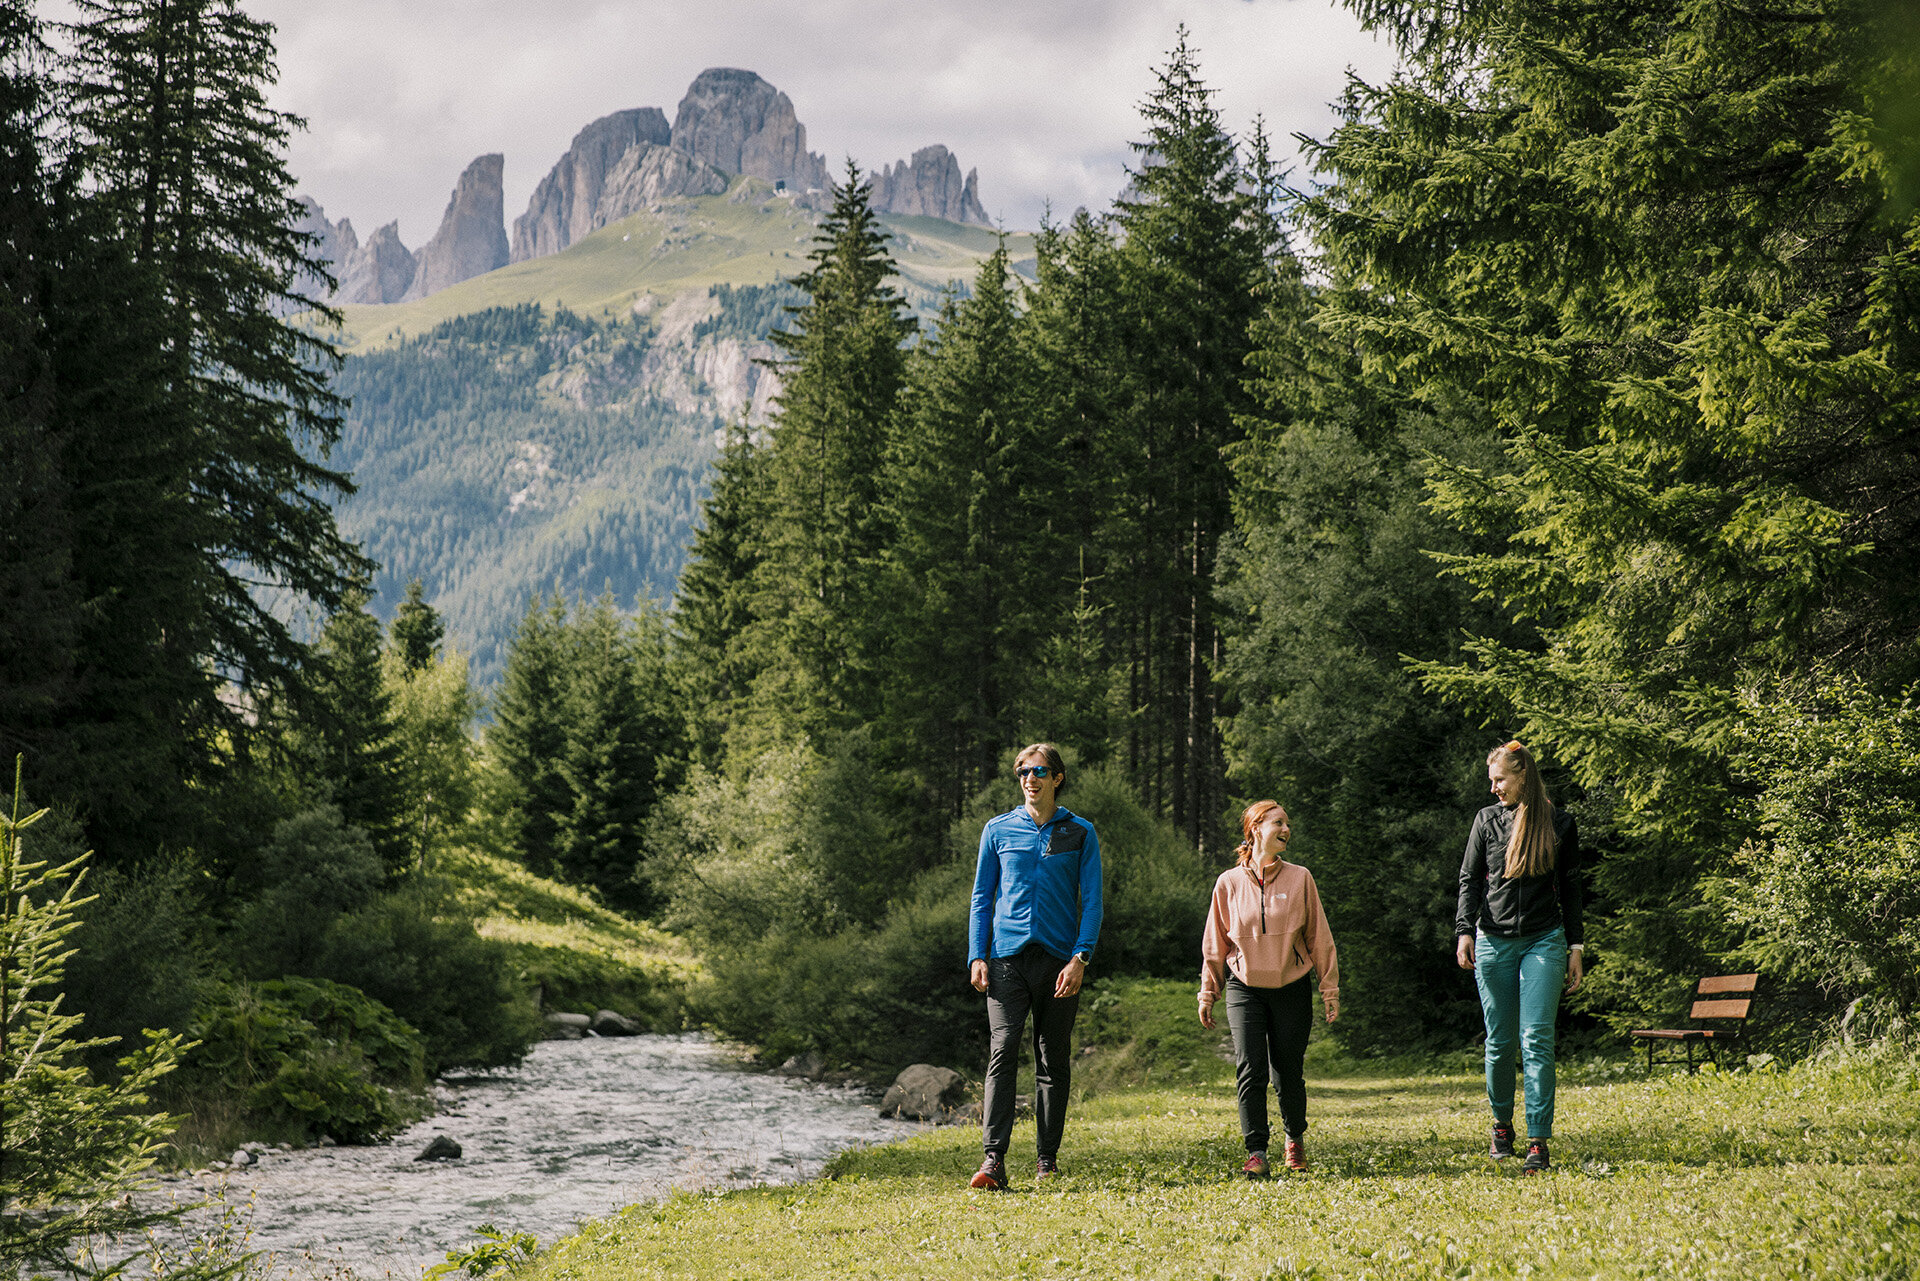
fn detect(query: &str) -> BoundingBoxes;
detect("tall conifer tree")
[740,161,916,747]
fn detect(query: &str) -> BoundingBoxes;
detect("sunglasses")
[1016,765,1054,780]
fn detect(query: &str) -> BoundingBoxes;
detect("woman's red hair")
[1235,800,1285,867]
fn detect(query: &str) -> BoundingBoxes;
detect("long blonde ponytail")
[1487,740,1556,878]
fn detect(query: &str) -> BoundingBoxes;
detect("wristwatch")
[1073,951,1091,966]
[1568,943,1584,953]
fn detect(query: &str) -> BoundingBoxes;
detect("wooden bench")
[1629,974,1757,1074]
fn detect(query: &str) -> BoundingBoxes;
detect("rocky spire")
[867,145,991,225]
[335,222,418,305]
[403,153,509,302]
[512,108,672,263]
[671,68,829,190]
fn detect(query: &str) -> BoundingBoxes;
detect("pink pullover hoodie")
[1198,860,1340,1017]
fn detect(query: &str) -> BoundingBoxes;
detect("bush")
[693,864,985,1073]
[60,853,218,1079]
[185,976,426,1144]
[1731,679,1920,1019]
[313,884,541,1073]
[231,805,383,980]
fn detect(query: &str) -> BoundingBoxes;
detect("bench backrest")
[1690,973,1758,1021]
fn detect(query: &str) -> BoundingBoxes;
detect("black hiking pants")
[983,942,1080,1159]
[1224,972,1312,1152]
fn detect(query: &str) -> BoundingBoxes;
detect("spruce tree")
[552,596,676,914]
[485,595,572,878]
[883,243,1052,817]
[1308,0,1920,1022]
[1100,30,1268,849]
[672,422,768,770]
[304,591,407,872]
[739,160,917,748]
[63,0,368,727]
[389,579,445,675]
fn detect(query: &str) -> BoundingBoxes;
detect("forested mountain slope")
[324,186,1028,683]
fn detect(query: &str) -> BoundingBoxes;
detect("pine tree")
[63,0,369,724]
[738,160,917,749]
[552,596,676,913]
[1099,29,1268,849]
[485,595,572,877]
[303,591,407,872]
[389,578,445,675]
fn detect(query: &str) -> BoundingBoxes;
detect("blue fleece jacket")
[968,805,1104,963]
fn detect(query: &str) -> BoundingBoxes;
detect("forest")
[4,0,1919,1274]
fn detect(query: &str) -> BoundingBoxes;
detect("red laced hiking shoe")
[1284,1139,1308,1172]
[1241,1151,1271,1179]
[968,1155,1007,1190]
[1489,1122,1516,1160]
[1521,1139,1551,1174]
[1036,1155,1059,1180]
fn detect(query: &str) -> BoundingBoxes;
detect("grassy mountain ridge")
[323,179,1030,679]
[330,177,1032,351]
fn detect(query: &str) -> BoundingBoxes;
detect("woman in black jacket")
[1455,740,1583,1174]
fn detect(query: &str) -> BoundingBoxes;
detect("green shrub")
[313,884,541,1072]
[61,854,218,1079]
[693,865,985,1073]
[231,804,384,979]
[185,977,426,1144]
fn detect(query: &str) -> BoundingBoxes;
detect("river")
[152,1034,919,1278]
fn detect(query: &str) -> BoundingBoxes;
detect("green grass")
[327,178,1033,352]
[509,978,1918,1280]
[440,846,699,1027]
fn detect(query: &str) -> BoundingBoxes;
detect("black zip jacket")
[1454,803,1584,945]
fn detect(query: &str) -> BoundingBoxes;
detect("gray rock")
[415,1135,462,1161]
[334,221,417,305]
[593,143,730,226]
[867,146,990,225]
[543,1011,591,1040]
[403,153,509,302]
[589,1008,642,1036]
[290,197,358,305]
[228,1149,252,1168]
[778,1050,825,1078]
[878,1064,968,1121]
[512,107,672,263]
[671,68,829,191]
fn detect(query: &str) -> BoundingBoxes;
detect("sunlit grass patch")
[519,1022,1919,1280]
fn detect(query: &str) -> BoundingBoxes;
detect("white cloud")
[258,0,1399,246]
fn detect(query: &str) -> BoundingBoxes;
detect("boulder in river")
[415,1136,463,1161]
[590,1009,642,1036]
[879,1064,968,1121]
[778,1050,825,1079]
[543,1011,591,1039]
[229,1149,252,1168]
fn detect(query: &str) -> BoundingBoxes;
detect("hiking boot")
[1036,1155,1059,1180]
[1241,1151,1271,1179]
[1489,1122,1516,1160]
[1521,1139,1551,1174]
[1284,1138,1308,1172]
[968,1154,1007,1190]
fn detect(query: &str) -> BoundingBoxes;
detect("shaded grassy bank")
[507,979,1917,1280]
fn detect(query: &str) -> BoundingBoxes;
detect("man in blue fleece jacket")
[965,742,1104,1190]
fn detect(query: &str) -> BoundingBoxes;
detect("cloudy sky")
[260,0,1400,247]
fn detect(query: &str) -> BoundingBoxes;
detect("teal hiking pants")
[1474,925,1567,1138]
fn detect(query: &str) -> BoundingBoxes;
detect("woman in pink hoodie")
[1198,800,1340,1178]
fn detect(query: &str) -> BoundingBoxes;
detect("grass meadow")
[503,979,1917,1281]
